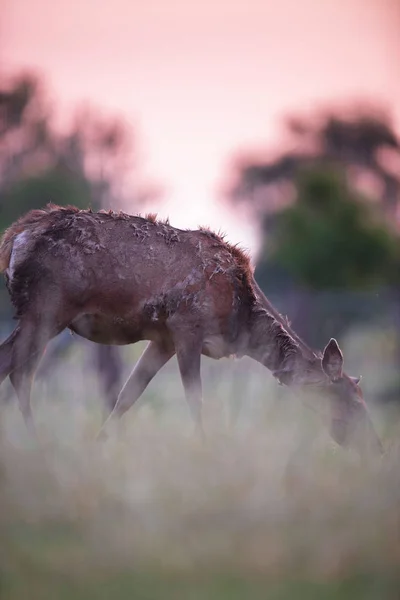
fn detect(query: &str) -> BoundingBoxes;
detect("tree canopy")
[256,166,399,291]
[228,105,400,292]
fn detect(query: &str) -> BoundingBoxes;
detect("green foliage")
[0,167,91,231]
[258,167,399,291]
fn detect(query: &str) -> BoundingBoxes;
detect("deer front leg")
[96,340,175,438]
[174,334,204,440]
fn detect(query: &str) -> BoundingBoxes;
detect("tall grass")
[0,340,399,599]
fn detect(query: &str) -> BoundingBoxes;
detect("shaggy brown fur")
[0,203,382,454]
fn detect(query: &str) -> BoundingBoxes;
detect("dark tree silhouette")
[229,105,400,220]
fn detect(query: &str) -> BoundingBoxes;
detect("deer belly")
[68,314,143,345]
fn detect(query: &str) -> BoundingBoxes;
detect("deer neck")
[247,304,316,386]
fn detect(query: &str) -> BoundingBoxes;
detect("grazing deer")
[0,204,382,453]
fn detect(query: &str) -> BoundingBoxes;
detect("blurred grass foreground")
[0,344,400,600]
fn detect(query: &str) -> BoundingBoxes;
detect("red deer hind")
[0,204,382,454]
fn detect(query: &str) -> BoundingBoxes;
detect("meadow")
[1,334,400,599]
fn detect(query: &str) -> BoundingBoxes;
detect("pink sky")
[2,0,400,256]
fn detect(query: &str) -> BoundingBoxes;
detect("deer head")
[308,338,383,455]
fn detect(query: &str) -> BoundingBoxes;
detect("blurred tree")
[230,105,400,222]
[0,71,156,224]
[258,166,399,291]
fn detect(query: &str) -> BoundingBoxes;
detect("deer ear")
[350,375,362,385]
[322,338,343,381]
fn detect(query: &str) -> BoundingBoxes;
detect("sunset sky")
[2,0,400,257]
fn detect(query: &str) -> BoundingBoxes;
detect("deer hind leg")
[97,340,175,437]
[9,353,40,435]
[0,327,20,387]
[9,309,76,434]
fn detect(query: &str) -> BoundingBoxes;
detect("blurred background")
[1,1,400,598]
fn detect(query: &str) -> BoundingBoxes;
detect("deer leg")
[10,363,40,435]
[9,321,48,435]
[9,311,74,434]
[94,345,125,416]
[175,336,204,439]
[0,327,20,387]
[97,341,175,437]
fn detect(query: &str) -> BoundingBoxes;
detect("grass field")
[0,339,400,599]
